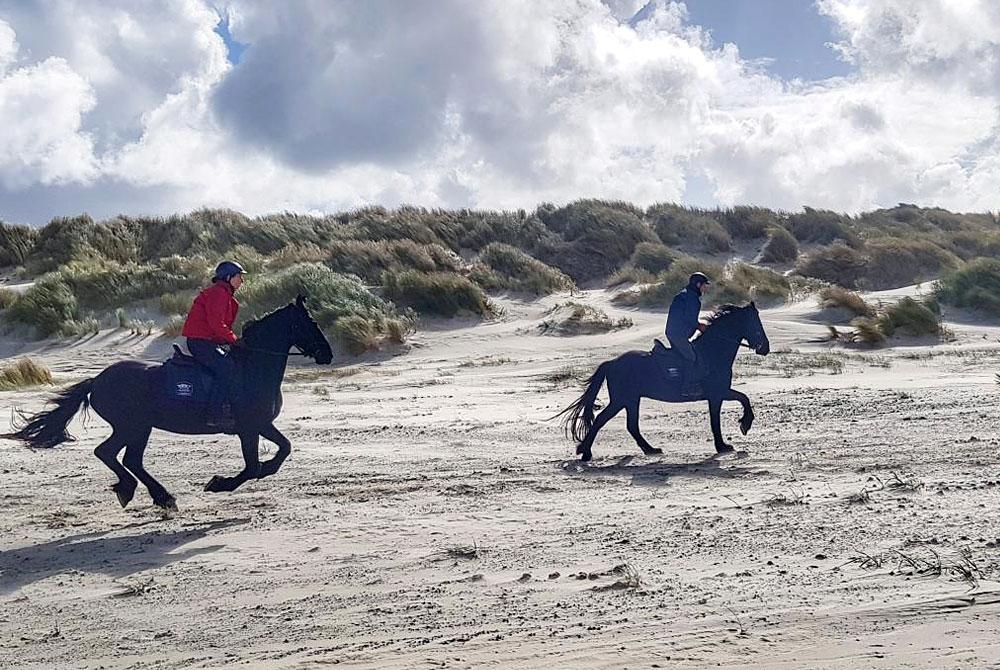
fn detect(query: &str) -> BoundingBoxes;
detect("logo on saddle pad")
[163,351,214,403]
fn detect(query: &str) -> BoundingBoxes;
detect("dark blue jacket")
[665,285,702,341]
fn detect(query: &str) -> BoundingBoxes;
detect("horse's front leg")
[205,432,262,493]
[707,396,733,454]
[257,423,291,478]
[726,389,754,435]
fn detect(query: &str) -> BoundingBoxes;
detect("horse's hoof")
[715,444,735,454]
[579,450,593,462]
[112,482,136,509]
[642,447,663,456]
[204,475,224,493]
[739,417,754,435]
[155,495,178,512]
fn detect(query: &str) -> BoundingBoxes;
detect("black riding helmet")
[213,260,247,283]
[688,272,711,287]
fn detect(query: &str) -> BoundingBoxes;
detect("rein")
[239,344,310,357]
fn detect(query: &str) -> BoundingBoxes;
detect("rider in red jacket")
[182,261,246,426]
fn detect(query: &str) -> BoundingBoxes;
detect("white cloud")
[0,19,98,188]
[0,0,999,222]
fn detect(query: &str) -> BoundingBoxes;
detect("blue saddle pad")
[162,349,214,403]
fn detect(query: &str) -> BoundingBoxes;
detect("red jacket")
[182,281,239,344]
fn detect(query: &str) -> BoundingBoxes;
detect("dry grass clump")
[819,286,876,318]
[0,222,37,267]
[535,200,658,282]
[607,266,657,287]
[796,243,867,288]
[786,207,858,246]
[539,302,632,335]
[649,203,731,253]
[162,315,186,337]
[0,287,17,310]
[629,242,676,274]
[0,358,53,390]
[326,239,460,283]
[238,263,405,354]
[878,296,943,337]
[829,296,942,345]
[864,238,959,290]
[469,243,573,295]
[935,258,1000,316]
[727,263,791,305]
[5,276,79,337]
[267,243,329,269]
[382,270,490,317]
[158,291,195,316]
[758,225,799,264]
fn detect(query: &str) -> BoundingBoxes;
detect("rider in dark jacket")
[666,272,711,382]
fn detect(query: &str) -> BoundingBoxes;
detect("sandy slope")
[3,287,1000,669]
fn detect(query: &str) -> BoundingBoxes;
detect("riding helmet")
[213,260,247,282]
[688,272,711,287]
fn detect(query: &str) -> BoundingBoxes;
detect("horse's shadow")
[558,453,756,487]
[0,517,248,594]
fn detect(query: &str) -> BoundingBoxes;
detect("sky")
[0,0,998,225]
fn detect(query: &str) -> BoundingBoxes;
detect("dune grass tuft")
[935,258,1000,316]
[0,357,53,390]
[819,286,876,318]
[539,302,632,335]
[382,270,491,317]
[469,243,573,295]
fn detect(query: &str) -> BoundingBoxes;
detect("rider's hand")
[697,322,707,333]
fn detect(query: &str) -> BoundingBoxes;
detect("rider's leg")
[187,338,237,422]
[668,337,700,383]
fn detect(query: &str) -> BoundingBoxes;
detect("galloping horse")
[4,295,333,510]
[558,302,770,461]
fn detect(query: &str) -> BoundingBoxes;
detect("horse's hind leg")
[121,427,176,510]
[93,430,137,508]
[626,399,662,456]
[577,403,623,462]
[205,431,262,493]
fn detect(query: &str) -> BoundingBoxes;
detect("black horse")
[558,302,770,461]
[4,295,333,510]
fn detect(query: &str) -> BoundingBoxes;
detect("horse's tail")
[3,378,94,449]
[553,362,609,444]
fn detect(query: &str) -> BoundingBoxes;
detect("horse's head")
[704,302,769,355]
[290,294,333,364]
[743,302,770,356]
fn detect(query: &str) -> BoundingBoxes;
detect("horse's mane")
[704,303,746,327]
[241,304,292,340]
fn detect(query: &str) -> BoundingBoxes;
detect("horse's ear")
[296,294,307,308]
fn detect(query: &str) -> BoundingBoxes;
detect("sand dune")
[3,286,1000,668]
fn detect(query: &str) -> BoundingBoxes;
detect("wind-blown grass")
[935,259,1000,316]
[469,243,573,295]
[238,262,405,353]
[0,357,53,390]
[382,270,491,317]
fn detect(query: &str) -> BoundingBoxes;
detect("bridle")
[238,343,311,357]
[698,309,765,351]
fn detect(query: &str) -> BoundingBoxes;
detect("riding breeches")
[186,338,238,405]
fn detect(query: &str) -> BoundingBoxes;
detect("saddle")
[650,340,703,397]
[162,345,215,403]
